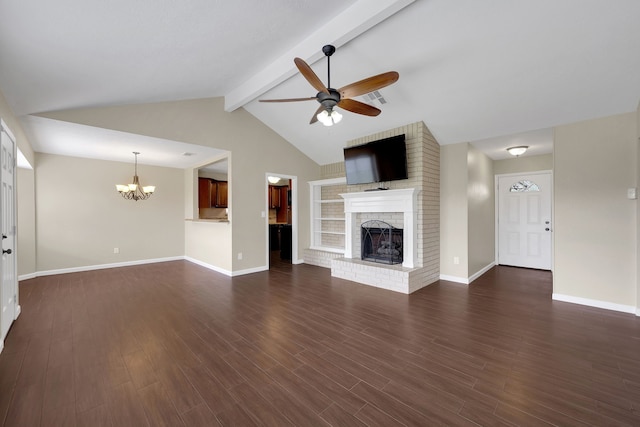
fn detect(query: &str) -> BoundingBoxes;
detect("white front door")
[497,172,552,270]
[1,124,17,343]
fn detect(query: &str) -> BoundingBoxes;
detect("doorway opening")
[265,174,297,269]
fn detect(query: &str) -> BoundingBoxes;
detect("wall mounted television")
[343,134,408,185]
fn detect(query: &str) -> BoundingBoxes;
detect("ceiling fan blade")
[337,99,381,117]
[309,105,324,124]
[259,97,317,103]
[339,71,399,99]
[294,58,329,95]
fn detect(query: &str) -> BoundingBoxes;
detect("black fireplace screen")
[361,220,403,265]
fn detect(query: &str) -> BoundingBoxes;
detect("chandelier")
[116,152,155,201]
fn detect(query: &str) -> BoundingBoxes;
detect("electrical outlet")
[453,256,460,265]
[113,247,120,254]
[238,252,243,260]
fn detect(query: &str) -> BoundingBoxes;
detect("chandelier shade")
[116,152,155,201]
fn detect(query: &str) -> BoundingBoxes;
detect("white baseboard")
[440,262,495,285]
[230,265,269,276]
[34,256,185,277]
[18,273,36,281]
[439,274,469,284]
[292,258,304,265]
[0,340,3,355]
[183,257,270,277]
[552,293,637,315]
[19,256,294,283]
[15,305,20,318]
[469,262,495,284]
[184,256,233,276]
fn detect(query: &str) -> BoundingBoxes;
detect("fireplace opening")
[361,220,403,265]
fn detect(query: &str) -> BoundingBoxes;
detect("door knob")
[2,249,12,255]
[545,228,550,231]
[1,235,6,239]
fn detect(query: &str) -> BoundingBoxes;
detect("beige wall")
[440,142,495,281]
[38,97,320,273]
[467,145,495,277]
[17,167,36,277]
[637,101,640,312]
[554,112,637,307]
[35,153,185,272]
[0,91,34,166]
[440,143,469,279]
[494,154,552,175]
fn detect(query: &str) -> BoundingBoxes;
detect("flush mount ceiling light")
[267,176,281,184]
[116,152,155,201]
[507,146,528,157]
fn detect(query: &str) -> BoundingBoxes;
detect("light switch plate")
[627,188,637,200]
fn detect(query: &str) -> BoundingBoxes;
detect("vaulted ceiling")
[1,0,639,167]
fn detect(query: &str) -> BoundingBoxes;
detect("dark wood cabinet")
[199,178,228,208]
[276,186,290,223]
[268,185,280,208]
[198,178,212,208]
[215,181,228,208]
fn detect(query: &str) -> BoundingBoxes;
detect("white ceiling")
[1,0,639,167]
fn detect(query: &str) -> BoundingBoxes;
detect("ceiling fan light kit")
[317,109,342,126]
[260,45,399,125]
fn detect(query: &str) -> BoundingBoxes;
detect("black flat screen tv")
[343,134,408,185]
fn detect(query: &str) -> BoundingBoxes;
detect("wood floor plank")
[227,382,295,427]
[354,403,407,427]
[2,262,640,427]
[105,382,150,427]
[154,363,204,414]
[266,365,334,414]
[75,404,113,427]
[179,364,236,415]
[137,382,185,427]
[180,403,222,427]
[320,403,368,427]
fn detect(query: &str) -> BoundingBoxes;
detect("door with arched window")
[497,172,552,270]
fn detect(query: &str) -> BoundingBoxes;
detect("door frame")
[264,173,299,267]
[494,170,554,271]
[0,118,19,351]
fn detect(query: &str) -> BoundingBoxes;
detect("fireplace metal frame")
[360,220,403,265]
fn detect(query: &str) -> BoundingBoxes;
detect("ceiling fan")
[260,45,399,126]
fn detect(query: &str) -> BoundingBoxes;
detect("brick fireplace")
[306,121,440,294]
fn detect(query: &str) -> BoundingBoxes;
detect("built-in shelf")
[309,178,347,254]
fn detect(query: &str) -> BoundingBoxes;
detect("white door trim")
[264,173,299,267]
[494,170,553,271]
[0,118,19,348]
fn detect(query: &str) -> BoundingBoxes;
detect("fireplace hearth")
[361,220,403,265]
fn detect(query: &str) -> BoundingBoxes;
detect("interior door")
[498,172,552,270]
[1,125,17,342]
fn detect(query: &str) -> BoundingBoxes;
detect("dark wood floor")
[1,261,639,426]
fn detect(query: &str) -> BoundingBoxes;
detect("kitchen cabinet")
[268,185,280,208]
[199,178,228,208]
[198,178,212,208]
[211,180,228,208]
[276,186,290,223]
